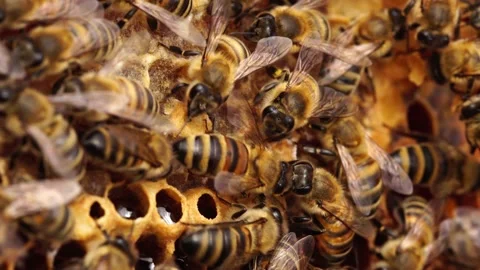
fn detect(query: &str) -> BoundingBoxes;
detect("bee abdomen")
[166,0,193,17]
[173,135,249,176]
[326,65,363,95]
[18,206,74,242]
[216,35,250,65]
[356,159,383,218]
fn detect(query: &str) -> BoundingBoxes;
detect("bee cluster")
[0,0,480,269]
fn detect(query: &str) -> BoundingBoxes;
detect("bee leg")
[117,7,139,29]
[158,43,202,57]
[289,214,326,235]
[206,112,216,133]
[302,145,337,158]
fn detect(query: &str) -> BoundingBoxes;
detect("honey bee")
[458,0,480,34]
[169,0,292,122]
[390,142,480,198]
[461,94,480,152]
[430,207,480,268]
[2,88,86,181]
[429,39,480,97]
[0,180,81,262]
[179,198,288,269]
[404,0,460,49]
[2,17,121,80]
[244,0,330,53]
[0,0,100,30]
[307,116,413,219]
[375,196,437,270]
[84,226,138,270]
[255,38,375,141]
[82,124,172,181]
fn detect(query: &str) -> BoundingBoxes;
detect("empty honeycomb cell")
[135,234,166,269]
[197,193,217,219]
[407,98,438,138]
[108,184,150,220]
[156,189,183,224]
[89,201,105,219]
[53,240,86,269]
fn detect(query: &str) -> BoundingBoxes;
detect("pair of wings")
[336,133,413,217]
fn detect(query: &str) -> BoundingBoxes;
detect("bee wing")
[26,125,81,179]
[336,143,374,217]
[70,18,120,57]
[311,87,357,119]
[49,92,176,134]
[318,43,377,86]
[129,0,205,47]
[203,0,231,63]
[289,38,327,86]
[34,0,100,20]
[234,37,292,81]
[214,172,262,196]
[267,233,315,270]
[292,0,328,9]
[1,180,81,219]
[365,135,413,195]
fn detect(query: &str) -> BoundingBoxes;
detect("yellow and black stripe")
[173,134,250,176]
[215,35,250,65]
[18,206,74,242]
[159,0,193,18]
[315,214,355,265]
[351,156,383,219]
[325,65,364,95]
[399,196,434,247]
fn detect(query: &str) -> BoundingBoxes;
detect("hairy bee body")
[84,235,137,270]
[247,6,330,53]
[18,206,74,243]
[324,65,365,95]
[9,18,120,79]
[429,40,480,96]
[82,124,172,180]
[390,142,480,198]
[461,94,480,152]
[4,89,85,182]
[398,196,435,246]
[180,204,288,268]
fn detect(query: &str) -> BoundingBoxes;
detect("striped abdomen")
[399,196,434,247]
[215,35,250,65]
[116,77,161,120]
[180,225,253,268]
[353,155,383,219]
[173,134,250,176]
[325,65,364,95]
[157,0,193,17]
[19,206,74,242]
[306,10,330,42]
[314,213,354,265]
[42,117,85,182]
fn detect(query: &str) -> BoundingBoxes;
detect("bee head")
[245,13,276,42]
[289,160,314,196]
[11,36,44,69]
[460,100,480,120]
[188,83,222,118]
[262,105,294,141]
[417,29,449,48]
[231,0,243,18]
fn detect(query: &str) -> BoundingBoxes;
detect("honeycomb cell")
[407,99,438,138]
[156,189,183,224]
[89,201,105,219]
[108,184,150,220]
[197,193,217,219]
[53,240,86,269]
[135,234,166,269]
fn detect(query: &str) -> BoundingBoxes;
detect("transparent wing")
[293,0,328,9]
[234,36,292,81]
[71,18,120,57]
[34,0,100,20]
[399,199,439,252]
[1,180,81,219]
[130,0,205,47]
[26,125,80,179]
[214,172,262,196]
[318,43,377,85]
[289,38,327,86]
[336,143,373,217]
[365,135,413,195]
[267,233,315,270]
[203,0,231,63]
[302,39,374,66]
[455,207,480,247]
[312,87,357,118]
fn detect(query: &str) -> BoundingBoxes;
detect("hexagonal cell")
[53,240,86,269]
[89,201,105,219]
[156,189,183,224]
[135,234,166,269]
[197,193,217,220]
[108,185,149,220]
[407,99,437,139]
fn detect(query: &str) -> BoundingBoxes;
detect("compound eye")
[270,207,283,223]
[189,83,209,100]
[461,103,480,119]
[417,30,434,45]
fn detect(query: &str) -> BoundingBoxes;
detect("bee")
[375,196,437,270]
[306,116,413,219]
[254,37,375,141]
[403,0,460,49]
[84,226,138,270]
[461,94,480,152]
[244,0,331,53]
[82,124,172,181]
[390,141,480,198]
[179,198,289,269]
[458,0,480,34]
[3,17,121,80]
[169,0,292,123]
[430,207,480,268]
[0,180,81,262]
[429,39,480,97]
[0,0,100,30]
[2,88,86,181]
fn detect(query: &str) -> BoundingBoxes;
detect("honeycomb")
[1,0,480,269]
